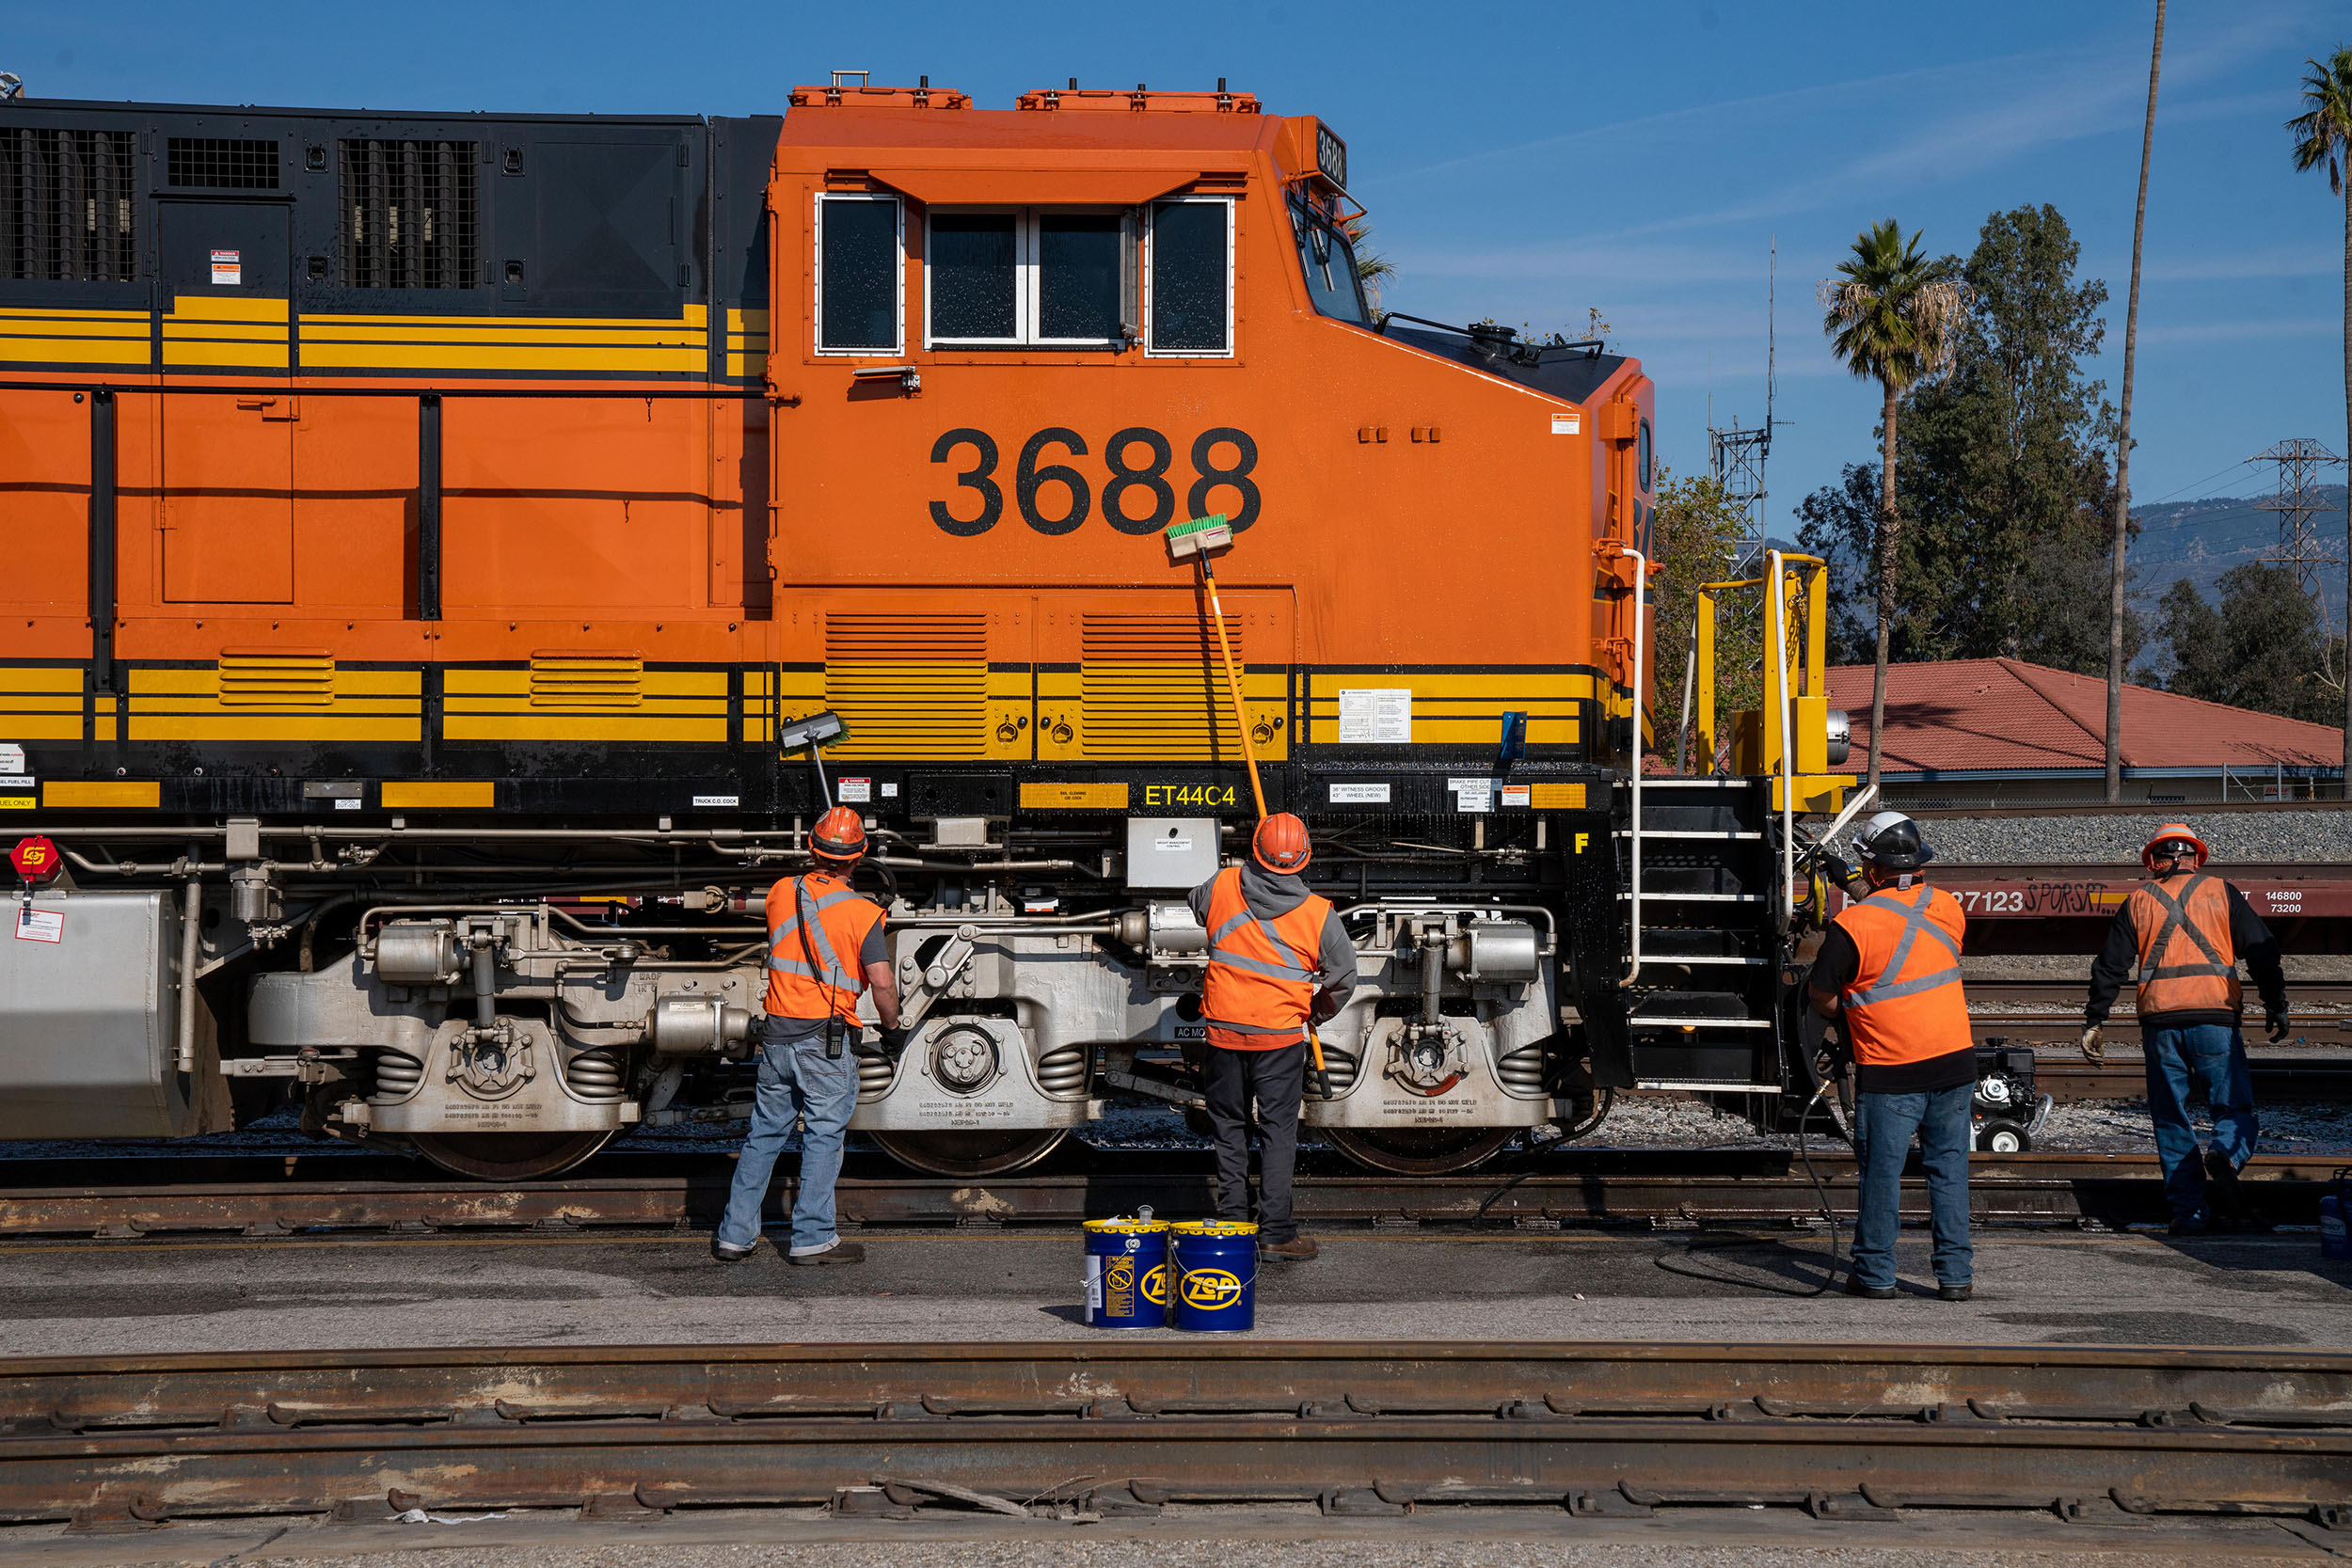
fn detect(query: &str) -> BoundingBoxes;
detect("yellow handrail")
[1689,553,1828,781]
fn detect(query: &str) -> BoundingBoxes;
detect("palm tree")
[1818,221,1970,794]
[2108,3,2166,803]
[2290,43,2352,784]
[1343,217,1396,318]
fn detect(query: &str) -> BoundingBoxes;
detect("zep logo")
[1139,1264,1168,1307]
[1181,1267,1246,1309]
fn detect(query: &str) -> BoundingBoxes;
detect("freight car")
[0,76,1854,1179]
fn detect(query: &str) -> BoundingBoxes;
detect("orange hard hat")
[2142,822,2209,871]
[1252,812,1312,873]
[811,805,868,861]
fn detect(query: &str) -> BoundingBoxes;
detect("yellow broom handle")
[1200,559,1267,822]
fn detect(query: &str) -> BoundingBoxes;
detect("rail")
[0,1151,2336,1236]
[4,1341,2346,1527]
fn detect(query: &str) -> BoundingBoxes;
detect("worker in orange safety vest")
[1188,812,1358,1262]
[2083,823,2286,1234]
[714,805,902,1266]
[1808,811,1974,1302]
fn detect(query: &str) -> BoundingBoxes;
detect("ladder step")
[1616,830,1764,840]
[1637,954,1768,966]
[1629,1017,1774,1030]
[1619,892,1767,903]
[1635,1079,1779,1094]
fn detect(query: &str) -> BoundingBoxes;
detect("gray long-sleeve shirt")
[1188,862,1359,1018]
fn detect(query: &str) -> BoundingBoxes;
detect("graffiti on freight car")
[1948,882,2120,917]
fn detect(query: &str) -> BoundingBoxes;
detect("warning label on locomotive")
[1338,689,1411,743]
[1020,782,1130,810]
[13,908,61,944]
[1329,783,1390,804]
[210,249,241,285]
[836,778,871,803]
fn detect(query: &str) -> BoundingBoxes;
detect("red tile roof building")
[1818,658,2344,806]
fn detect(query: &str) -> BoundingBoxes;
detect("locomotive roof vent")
[790,74,971,110]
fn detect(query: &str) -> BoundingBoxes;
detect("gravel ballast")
[1821,809,2352,864]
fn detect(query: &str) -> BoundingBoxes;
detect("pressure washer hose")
[1793,1072,1851,1294]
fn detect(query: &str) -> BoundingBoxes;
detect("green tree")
[2288,43,2352,777]
[2151,563,2344,724]
[1818,220,1970,792]
[1799,206,2137,674]
[1649,468,1758,770]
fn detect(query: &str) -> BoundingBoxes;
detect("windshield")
[1291,201,1369,324]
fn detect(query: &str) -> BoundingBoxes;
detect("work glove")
[877,1025,910,1064]
[2266,1009,2290,1044]
[2079,1025,2104,1066]
[1814,1022,1851,1081]
[1820,853,1857,893]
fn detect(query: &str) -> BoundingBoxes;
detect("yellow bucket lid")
[1171,1219,1259,1236]
[1083,1217,1168,1234]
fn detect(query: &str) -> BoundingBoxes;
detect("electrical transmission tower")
[1709,238,1775,569]
[2253,438,2345,599]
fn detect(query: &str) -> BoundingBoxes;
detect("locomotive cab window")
[815,193,904,355]
[925,207,1135,349]
[1146,198,1232,356]
[1291,199,1368,325]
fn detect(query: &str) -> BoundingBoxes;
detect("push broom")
[1165,514,1334,1099]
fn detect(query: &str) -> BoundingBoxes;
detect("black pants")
[1204,1041,1306,1243]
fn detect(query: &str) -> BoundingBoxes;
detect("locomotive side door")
[156,200,295,605]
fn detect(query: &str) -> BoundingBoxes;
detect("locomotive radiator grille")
[1080,615,1244,762]
[821,614,988,760]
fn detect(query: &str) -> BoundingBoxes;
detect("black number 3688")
[929,426,1260,538]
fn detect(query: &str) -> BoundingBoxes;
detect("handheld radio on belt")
[797,878,847,1060]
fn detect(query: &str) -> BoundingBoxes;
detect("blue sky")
[8,0,2346,540]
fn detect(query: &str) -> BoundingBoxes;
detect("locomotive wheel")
[1322,1127,1518,1176]
[408,1131,616,1181]
[868,1129,1069,1178]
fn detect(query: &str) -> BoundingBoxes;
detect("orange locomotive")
[0,79,1845,1179]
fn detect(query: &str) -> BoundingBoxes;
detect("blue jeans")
[1851,1082,1974,1291]
[717,1018,860,1255]
[2143,1022,2258,1224]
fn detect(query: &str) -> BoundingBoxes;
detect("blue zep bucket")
[1084,1217,1168,1328]
[1169,1219,1258,1332]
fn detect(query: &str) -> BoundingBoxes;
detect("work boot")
[1260,1234,1319,1260]
[2169,1212,2208,1237]
[710,1238,754,1262]
[1937,1283,1973,1302]
[787,1239,866,1267]
[1843,1275,1896,1299]
[2204,1149,2248,1228]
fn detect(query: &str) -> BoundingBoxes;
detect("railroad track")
[1,1152,2342,1237]
[2037,1057,2352,1102]
[5,1341,2345,1528]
